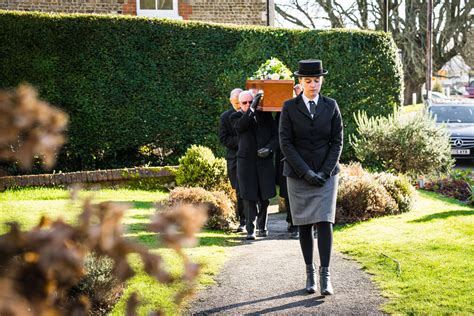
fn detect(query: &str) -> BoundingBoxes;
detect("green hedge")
[0,10,403,171]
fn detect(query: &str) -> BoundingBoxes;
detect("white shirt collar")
[302,93,319,115]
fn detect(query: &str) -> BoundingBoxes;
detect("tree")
[275,0,473,104]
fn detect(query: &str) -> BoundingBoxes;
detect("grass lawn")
[0,187,240,315]
[335,190,474,314]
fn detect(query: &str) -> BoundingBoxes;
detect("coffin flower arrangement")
[249,57,293,81]
[246,57,294,112]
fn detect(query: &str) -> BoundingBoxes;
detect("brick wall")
[0,0,126,14]
[0,0,273,26]
[0,166,176,190]
[179,0,270,26]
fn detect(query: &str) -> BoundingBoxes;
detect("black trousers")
[243,199,269,234]
[284,197,296,229]
[227,158,245,225]
[237,196,245,225]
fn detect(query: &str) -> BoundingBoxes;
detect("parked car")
[423,91,446,102]
[428,100,474,161]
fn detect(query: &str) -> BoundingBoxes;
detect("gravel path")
[186,209,387,315]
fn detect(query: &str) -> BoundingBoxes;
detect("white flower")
[270,73,280,80]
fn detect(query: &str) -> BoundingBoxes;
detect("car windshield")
[429,105,474,123]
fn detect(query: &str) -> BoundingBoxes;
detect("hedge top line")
[0,9,391,38]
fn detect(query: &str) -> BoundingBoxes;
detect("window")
[136,0,182,19]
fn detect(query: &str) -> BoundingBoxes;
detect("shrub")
[168,187,234,230]
[424,174,472,203]
[433,81,444,93]
[0,11,402,171]
[351,108,454,178]
[374,172,416,213]
[337,173,398,223]
[336,163,416,223]
[175,145,228,191]
[67,254,122,315]
[450,168,474,186]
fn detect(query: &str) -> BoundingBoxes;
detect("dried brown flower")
[0,84,68,169]
[0,199,207,315]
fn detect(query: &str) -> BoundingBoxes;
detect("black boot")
[319,266,334,295]
[305,264,316,293]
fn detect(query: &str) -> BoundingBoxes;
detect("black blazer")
[219,106,238,159]
[279,93,343,179]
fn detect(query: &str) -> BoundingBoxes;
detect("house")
[0,0,275,26]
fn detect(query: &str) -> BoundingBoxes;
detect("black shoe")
[237,224,245,232]
[257,230,268,237]
[319,266,334,295]
[290,230,299,239]
[246,233,256,240]
[305,264,316,294]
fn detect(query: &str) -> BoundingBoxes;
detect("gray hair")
[229,88,243,99]
[238,90,254,102]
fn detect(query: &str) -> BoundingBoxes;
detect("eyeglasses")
[241,101,253,105]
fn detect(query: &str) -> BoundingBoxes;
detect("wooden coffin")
[245,79,294,112]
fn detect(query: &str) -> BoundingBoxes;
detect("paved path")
[187,209,387,315]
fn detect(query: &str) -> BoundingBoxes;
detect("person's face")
[239,94,253,112]
[230,94,240,110]
[300,76,323,99]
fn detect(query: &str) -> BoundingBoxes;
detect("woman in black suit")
[279,60,343,295]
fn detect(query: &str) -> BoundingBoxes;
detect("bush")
[336,163,416,223]
[351,108,454,178]
[433,81,444,93]
[168,187,234,230]
[67,254,123,315]
[373,172,416,213]
[337,173,398,223]
[424,178,472,202]
[0,11,402,171]
[175,145,228,191]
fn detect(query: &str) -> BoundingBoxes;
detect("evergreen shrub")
[351,109,454,178]
[175,145,228,191]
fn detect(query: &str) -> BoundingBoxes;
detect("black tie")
[309,100,316,115]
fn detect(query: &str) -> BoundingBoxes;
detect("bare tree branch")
[275,0,474,104]
[275,4,311,28]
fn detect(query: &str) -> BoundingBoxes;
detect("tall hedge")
[0,10,403,172]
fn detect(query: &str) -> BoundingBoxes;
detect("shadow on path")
[195,290,324,315]
[187,209,387,315]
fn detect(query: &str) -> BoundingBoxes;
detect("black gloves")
[257,147,272,158]
[303,170,329,187]
[251,93,263,111]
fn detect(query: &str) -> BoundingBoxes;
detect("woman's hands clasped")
[303,170,329,187]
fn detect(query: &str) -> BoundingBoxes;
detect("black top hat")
[294,59,328,77]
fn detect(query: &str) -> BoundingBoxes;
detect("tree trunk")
[404,78,424,105]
